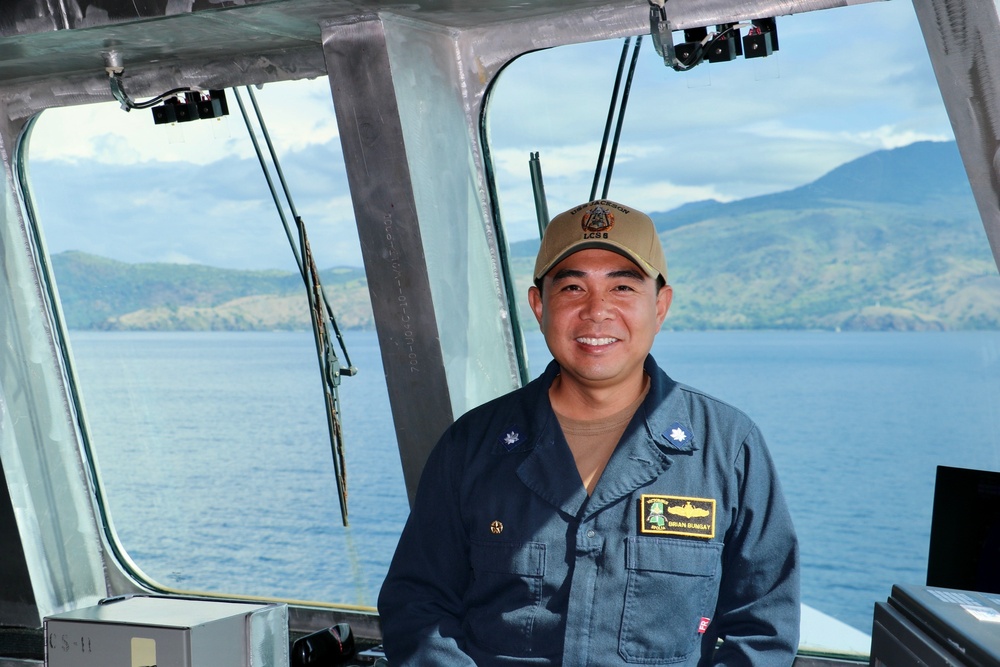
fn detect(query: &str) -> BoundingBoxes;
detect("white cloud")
[491,143,659,186]
[255,81,341,151]
[484,0,956,246]
[302,194,357,224]
[856,126,952,150]
[28,78,338,166]
[23,0,962,269]
[740,121,951,160]
[201,198,266,218]
[610,179,729,206]
[739,122,945,147]
[493,148,729,243]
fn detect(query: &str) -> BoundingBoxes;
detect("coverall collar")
[516,355,697,519]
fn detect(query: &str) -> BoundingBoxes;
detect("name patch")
[640,494,716,539]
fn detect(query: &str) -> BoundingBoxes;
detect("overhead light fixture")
[151,90,229,125]
[647,2,779,71]
[103,54,229,125]
[743,19,779,59]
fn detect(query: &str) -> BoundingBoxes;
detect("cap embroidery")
[581,205,615,234]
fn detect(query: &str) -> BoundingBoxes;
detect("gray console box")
[44,595,288,667]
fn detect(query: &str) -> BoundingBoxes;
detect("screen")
[927,465,1000,594]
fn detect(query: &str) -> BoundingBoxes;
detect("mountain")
[657,142,998,330]
[50,141,1000,331]
[510,141,975,257]
[51,252,373,331]
[508,141,1000,331]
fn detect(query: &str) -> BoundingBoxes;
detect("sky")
[26,0,954,271]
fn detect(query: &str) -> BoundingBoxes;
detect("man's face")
[528,248,671,394]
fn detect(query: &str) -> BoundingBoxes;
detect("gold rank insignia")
[640,494,716,539]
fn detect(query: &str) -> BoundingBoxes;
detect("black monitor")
[926,465,1000,594]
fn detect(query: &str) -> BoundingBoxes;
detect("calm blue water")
[69,330,1000,634]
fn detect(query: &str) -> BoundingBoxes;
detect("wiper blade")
[234,85,355,527]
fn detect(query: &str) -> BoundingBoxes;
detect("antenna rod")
[530,152,551,236]
[602,36,643,199]
[590,37,632,202]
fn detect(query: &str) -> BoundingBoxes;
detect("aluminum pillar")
[912,0,1000,272]
[322,17,456,505]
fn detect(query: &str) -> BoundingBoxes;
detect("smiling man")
[378,200,800,666]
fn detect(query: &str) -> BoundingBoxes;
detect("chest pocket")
[466,540,547,656]
[620,537,722,664]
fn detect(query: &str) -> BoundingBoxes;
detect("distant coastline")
[51,141,1000,332]
[53,244,1000,333]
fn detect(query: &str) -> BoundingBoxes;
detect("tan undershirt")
[554,375,650,495]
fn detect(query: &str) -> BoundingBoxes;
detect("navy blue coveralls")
[378,355,800,665]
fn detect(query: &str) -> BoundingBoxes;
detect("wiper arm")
[234,85,355,527]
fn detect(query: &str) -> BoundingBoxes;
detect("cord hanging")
[107,69,197,111]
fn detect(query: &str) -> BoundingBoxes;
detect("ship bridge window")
[23,78,407,608]
[485,2,1000,660]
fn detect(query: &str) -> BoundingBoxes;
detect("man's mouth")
[576,336,618,346]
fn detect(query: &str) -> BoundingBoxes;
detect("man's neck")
[547,370,649,421]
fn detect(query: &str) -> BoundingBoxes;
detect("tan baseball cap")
[533,200,667,282]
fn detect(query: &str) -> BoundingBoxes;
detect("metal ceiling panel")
[0,0,880,92]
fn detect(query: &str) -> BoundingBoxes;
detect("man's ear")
[528,284,544,326]
[656,284,673,328]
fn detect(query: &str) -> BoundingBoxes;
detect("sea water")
[69,329,1000,634]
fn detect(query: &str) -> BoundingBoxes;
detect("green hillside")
[52,252,372,331]
[656,142,1000,330]
[50,141,1000,331]
[660,202,1000,330]
[511,141,1000,331]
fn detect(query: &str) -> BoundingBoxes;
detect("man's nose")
[581,291,611,320]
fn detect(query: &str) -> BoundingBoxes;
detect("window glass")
[25,79,406,607]
[486,2,1000,655]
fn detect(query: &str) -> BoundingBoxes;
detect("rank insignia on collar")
[664,421,693,448]
[498,426,527,451]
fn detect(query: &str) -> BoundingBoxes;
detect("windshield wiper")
[234,85,356,527]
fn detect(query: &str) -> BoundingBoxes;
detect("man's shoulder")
[646,358,759,442]
[672,381,751,419]
[459,372,545,420]
[441,372,550,455]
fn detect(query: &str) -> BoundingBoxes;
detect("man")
[378,200,800,665]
